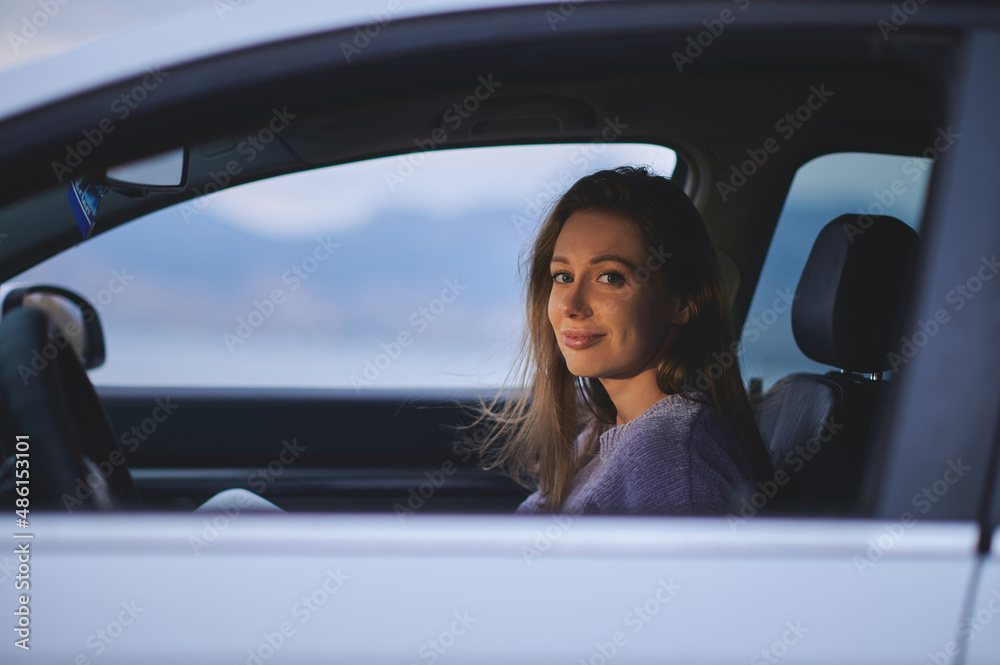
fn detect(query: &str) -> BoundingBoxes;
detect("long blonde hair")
[471,166,772,511]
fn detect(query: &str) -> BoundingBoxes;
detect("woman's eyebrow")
[550,254,637,268]
[590,254,637,268]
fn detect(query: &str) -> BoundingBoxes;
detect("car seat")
[753,213,919,514]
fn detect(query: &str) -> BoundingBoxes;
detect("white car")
[0,1,998,663]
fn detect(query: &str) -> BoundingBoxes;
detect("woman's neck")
[601,369,671,426]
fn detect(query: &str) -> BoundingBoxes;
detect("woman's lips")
[562,332,605,349]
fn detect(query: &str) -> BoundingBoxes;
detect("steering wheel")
[0,302,139,511]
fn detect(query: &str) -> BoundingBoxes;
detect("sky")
[1,0,210,70]
[16,143,682,389]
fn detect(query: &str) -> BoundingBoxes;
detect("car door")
[4,3,1000,664]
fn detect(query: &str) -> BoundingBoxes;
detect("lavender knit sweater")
[515,392,754,515]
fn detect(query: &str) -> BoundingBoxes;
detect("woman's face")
[548,210,689,381]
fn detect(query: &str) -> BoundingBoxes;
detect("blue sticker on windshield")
[67,179,109,238]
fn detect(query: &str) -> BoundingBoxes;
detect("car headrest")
[792,214,918,373]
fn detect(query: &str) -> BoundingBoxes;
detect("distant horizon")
[14,146,929,392]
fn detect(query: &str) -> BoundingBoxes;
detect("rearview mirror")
[104,147,188,193]
[2,286,106,370]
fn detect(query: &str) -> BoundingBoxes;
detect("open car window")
[12,143,676,389]
[741,151,933,389]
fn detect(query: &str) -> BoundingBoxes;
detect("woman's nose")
[560,282,592,318]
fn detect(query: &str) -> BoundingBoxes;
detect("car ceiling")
[0,2,962,318]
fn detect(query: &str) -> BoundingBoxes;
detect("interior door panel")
[98,386,527,512]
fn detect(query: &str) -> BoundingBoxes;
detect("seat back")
[754,214,918,514]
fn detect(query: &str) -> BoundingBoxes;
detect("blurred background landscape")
[14,143,929,391]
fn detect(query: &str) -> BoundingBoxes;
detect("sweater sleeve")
[513,428,592,514]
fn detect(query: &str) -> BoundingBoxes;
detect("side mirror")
[104,147,188,193]
[2,286,106,370]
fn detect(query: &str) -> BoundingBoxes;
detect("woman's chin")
[563,362,604,379]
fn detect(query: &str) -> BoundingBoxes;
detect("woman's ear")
[669,296,690,327]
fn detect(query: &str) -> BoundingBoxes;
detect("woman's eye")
[598,271,625,286]
[552,272,572,284]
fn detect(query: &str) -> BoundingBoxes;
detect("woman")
[473,166,772,515]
